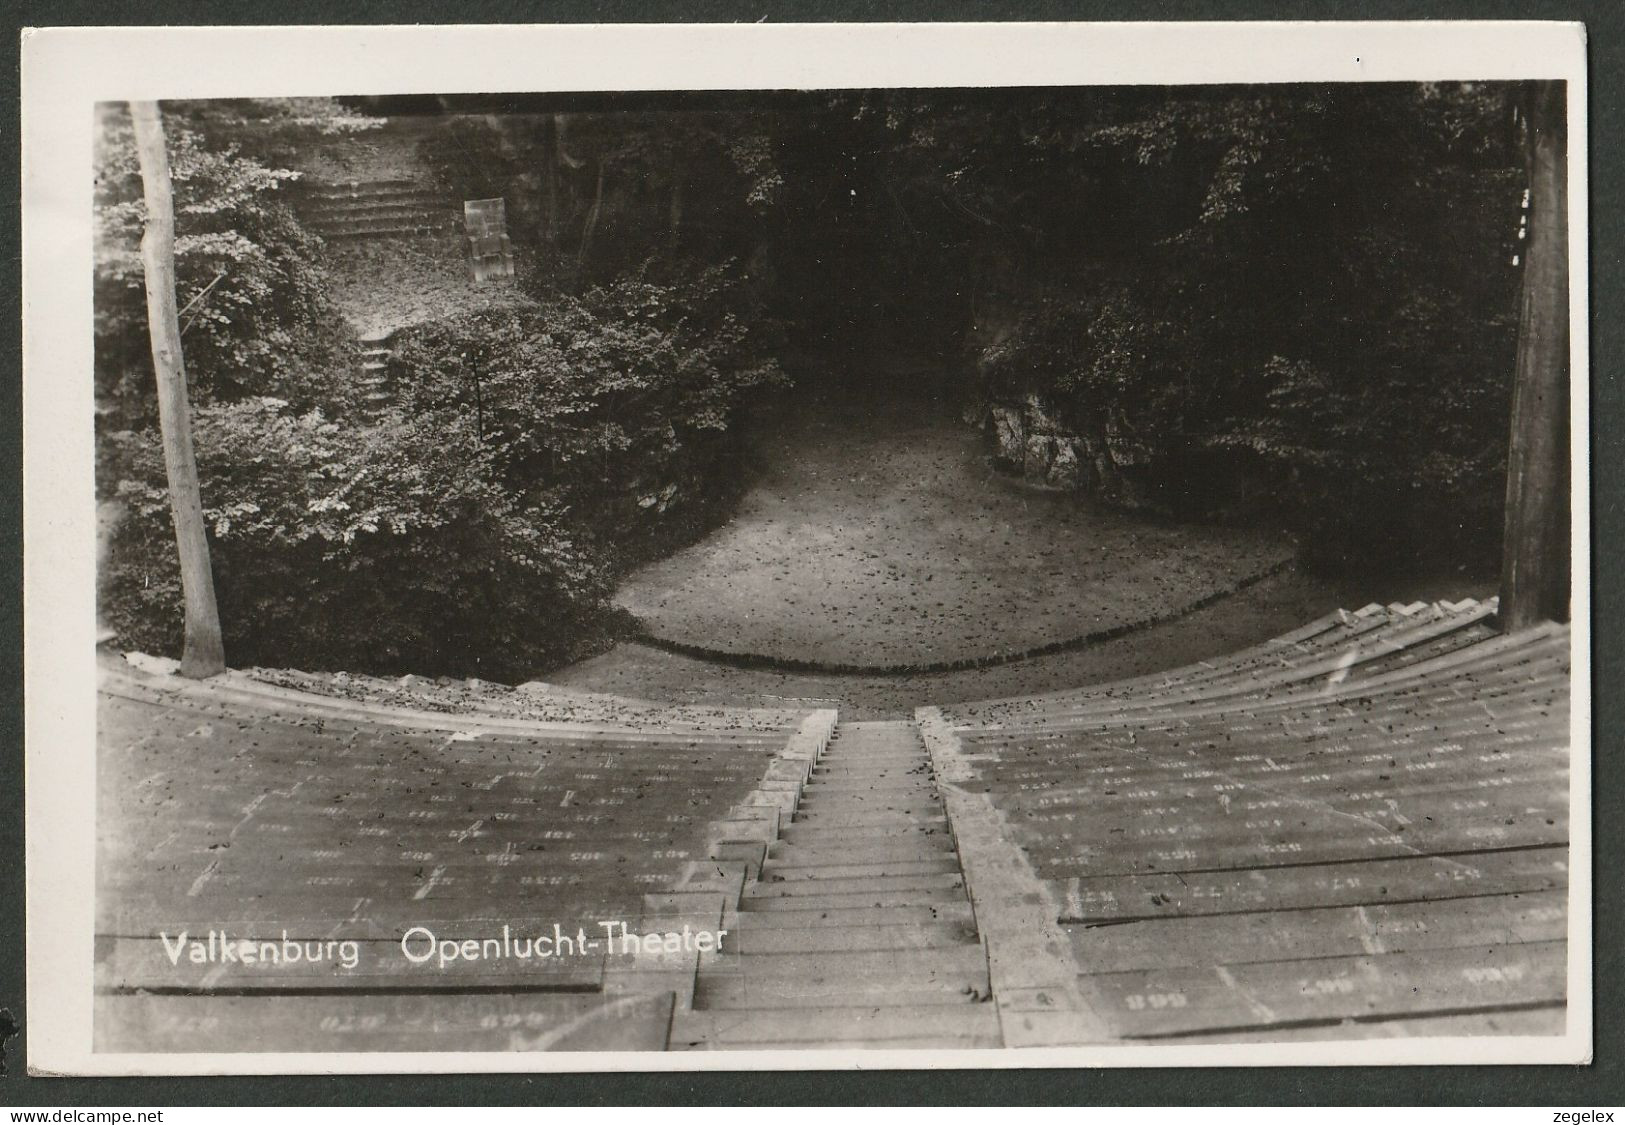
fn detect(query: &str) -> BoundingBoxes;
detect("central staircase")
[671,720,1002,1049]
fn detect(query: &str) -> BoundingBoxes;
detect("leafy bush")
[390,268,787,562]
[101,399,611,679]
[101,266,786,679]
[965,84,1523,570]
[93,106,358,433]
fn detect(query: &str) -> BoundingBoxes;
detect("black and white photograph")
[21,21,1590,1072]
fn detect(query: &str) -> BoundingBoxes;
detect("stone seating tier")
[95,660,835,1053]
[918,600,1571,1044]
[95,595,1572,1050]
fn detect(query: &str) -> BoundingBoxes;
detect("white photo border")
[20,20,1592,1075]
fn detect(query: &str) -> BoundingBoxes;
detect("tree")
[94,100,363,427]
[1499,80,1570,630]
[129,100,225,678]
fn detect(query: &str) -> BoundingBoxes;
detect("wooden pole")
[1499,81,1571,633]
[130,100,226,677]
[541,113,560,248]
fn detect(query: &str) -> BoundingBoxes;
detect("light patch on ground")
[612,385,1296,670]
[564,567,1496,719]
[324,232,534,340]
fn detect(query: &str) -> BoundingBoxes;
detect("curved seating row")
[919,599,1573,1043]
[94,653,835,1052]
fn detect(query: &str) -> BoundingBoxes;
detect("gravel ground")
[563,564,1496,719]
[612,378,1296,670]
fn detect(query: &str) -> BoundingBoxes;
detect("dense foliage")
[827,85,1527,567]
[98,107,783,678]
[93,104,360,428]
[390,271,786,559]
[414,106,783,290]
[101,400,609,676]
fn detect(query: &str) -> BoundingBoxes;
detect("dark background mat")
[2,0,1620,1106]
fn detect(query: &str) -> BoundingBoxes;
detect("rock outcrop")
[980,394,1156,509]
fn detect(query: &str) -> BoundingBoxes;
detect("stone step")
[743,872,966,901]
[308,203,443,217]
[668,1002,1001,1049]
[308,209,449,230]
[695,950,988,1009]
[320,225,452,241]
[800,775,935,789]
[810,774,933,788]
[822,736,921,747]
[769,841,954,866]
[819,743,922,753]
[797,796,939,812]
[802,779,938,797]
[813,760,933,774]
[739,885,970,912]
[790,808,947,828]
[731,920,978,955]
[801,768,933,783]
[306,197,446,216]
[822,739,921,750]
[305,181,439,202]
[312,221,451,240]
[760,857,961,883]
[777,822,952,845]
[307,200,446,218]
[793,796,943,815]
[810,758,930,771]
[730,902,975,930]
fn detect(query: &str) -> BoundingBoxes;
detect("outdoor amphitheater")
[96,544,1573,1053]
[88,89,1576,1056]
[97,586,1572,1051]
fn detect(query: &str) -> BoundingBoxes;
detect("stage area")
[612,380,1295,671]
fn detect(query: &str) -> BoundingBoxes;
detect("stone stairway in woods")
[356,329,396,413]
[304,179,522,412]
[301,178,458,241]
[671,720,1003,1049]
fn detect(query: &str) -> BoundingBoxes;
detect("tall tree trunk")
[540,113,559,249]
[1499,81,1570,632]
[577,158,606,269]
[130,100,226,677]
[668,154,685,257]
